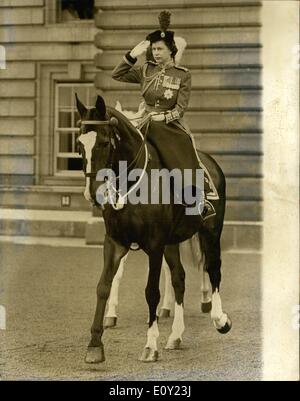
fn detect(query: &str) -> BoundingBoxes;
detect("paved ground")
[0,240,262,381]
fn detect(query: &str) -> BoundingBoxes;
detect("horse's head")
[75,94,119,202]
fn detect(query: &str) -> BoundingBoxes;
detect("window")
[54,83,96,176]
[58,0,95,23]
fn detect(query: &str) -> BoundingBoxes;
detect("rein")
[79,116,150,210]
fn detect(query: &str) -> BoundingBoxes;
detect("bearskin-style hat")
[146,11,175,46]
[146,11,187,63]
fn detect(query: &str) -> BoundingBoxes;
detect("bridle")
[78,116,150,209]
[78,118,117,178]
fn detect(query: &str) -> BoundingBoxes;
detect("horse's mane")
[106,106,143,140]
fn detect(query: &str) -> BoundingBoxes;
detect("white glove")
[130,40,150,58]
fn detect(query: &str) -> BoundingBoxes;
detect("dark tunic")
[111,54,201,194]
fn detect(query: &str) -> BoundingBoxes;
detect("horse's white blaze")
[145,321,159,351]
[78,131,97,202]
[78,131,97,174]
[211,289,227,328]
[161,261,174,310]
[168,303,185,342]
[106,255,127,318]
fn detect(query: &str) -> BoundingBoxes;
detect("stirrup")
[199,200,216,221]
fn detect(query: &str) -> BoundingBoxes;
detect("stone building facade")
[0,0,262,249]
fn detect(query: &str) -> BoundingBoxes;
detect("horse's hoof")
[201,301,212,313]
[165,338,181,350]
[104,316,117,328]
[160,308,171,318]
[85,346,105,364]
[139,347,159,362]
[216,315,232,334]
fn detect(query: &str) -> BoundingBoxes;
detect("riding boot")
[201,199,216,221]
[201,175,217,221]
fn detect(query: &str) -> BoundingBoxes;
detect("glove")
[130,40,150,58]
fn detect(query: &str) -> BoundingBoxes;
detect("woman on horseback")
[112,11,217,219]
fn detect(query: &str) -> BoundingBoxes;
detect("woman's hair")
[165,39,178,59]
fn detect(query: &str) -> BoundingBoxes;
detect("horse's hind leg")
[191,234,212,313]
[140,249,164,362]
[104,253,128,328]
[85,235,129,364]
[202,232,232,334]
[163,244,186,350]
[201,269,212,313]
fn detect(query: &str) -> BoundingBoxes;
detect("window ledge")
[57,20,95,25]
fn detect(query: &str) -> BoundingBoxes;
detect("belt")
[145,104,168,113]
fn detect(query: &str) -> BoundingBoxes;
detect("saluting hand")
[130,40,150,58]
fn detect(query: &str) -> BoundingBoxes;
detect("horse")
[103,236,213,328]
[76,94,231,363]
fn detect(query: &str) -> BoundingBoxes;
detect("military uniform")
[112,52,218,214]
[112,52,191,132]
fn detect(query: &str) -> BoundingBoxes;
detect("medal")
[164,89,174,99]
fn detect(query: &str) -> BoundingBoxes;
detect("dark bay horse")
[76,94,231,363]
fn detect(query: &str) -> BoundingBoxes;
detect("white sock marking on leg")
[145,321,159,350]
[168,303,185,342]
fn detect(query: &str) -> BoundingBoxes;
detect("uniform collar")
[158,60,174,70]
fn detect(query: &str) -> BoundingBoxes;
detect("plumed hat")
[146,11,175,45]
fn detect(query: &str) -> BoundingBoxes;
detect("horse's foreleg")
[140,250,163,362]
[85,235,129,364]
[104,253,128,328]
[164,244,185,350]
[205,236,232,334]
[159,258,174,318]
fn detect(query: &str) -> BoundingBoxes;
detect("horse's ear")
[75,93,87,118]
[95,95,106,119]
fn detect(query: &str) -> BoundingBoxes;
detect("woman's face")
[151,41,172,64]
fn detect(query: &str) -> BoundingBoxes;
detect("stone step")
[0,185,91,211]
[95,7,261,29]
[0,176,262,212]
[96,0,261,10]
[95,48,261,70]
[95,68,262,90]
[102,89,262,111]
[86,215,262,250]
[0,199,261,242]
[0,209,90,238]
[95,27,260,50]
